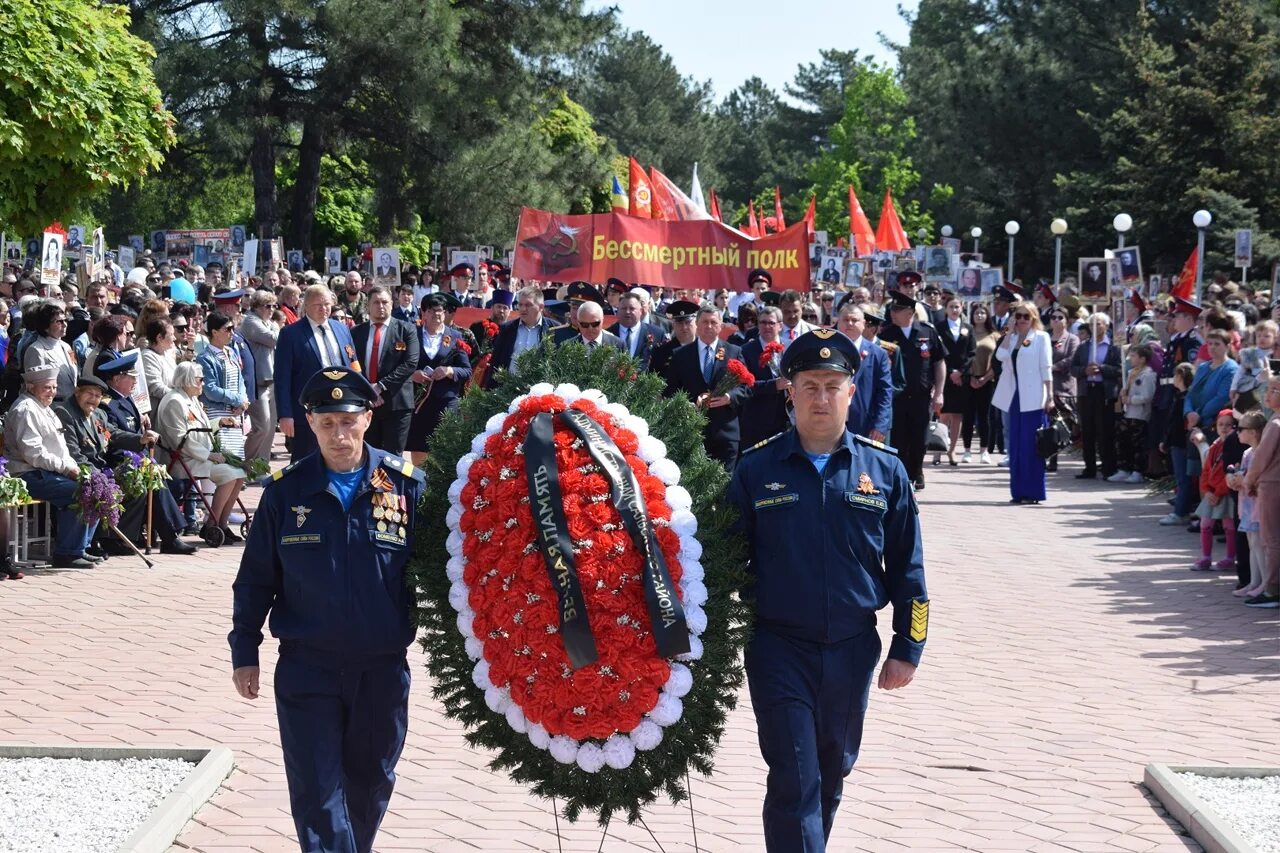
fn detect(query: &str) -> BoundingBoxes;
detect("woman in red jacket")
[1192,409,1238,569]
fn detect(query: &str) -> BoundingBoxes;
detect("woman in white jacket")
[993,304,1055,503]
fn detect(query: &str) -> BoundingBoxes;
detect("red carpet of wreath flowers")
[458,395,684,741]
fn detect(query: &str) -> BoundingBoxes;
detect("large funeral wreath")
[411,342,749,824]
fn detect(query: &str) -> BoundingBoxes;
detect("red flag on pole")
[802,195,816,243]
[1171,246,1199,300]
[874,188,910,252]
[628,158,653,218]
[848,185,876,256]
[773,186,786,232]
[745,201,760,238]
[708,189,722,223]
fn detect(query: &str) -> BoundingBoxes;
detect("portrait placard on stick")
[1114,246,1142,284]
[373,248,400,286]
[40,231,64,286]
[1078,257,1110,300]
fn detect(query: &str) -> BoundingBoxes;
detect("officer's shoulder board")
[853,434,898,456]
[261,460,301,486]
[381,455,425,483]
[742,431,787,456]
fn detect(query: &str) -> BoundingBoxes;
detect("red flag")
[649,166,708,220]
[874,188,910,252]
[628,157,653,218]
[746,201,760,238]
[802,195,816,243]
[773,186,786,232]
[847,185,876,256]
[708,189,722,223]
[1171,246,1198,300]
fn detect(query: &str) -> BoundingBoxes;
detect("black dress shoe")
[101,540,135,557]
[913,479,926,491]
[161,539,198,555]
[52,555,95,569]
[221,527,243,544]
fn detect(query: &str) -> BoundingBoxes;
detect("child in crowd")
[1159,363,1199,526]
[1112,343,1156,483]
[1229,410,1268,598]
[1191,409,1239,570]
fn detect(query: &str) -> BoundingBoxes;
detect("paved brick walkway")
[0,452,1276,852]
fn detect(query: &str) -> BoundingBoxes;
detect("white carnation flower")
[678,536,703,562]
[638,435,667,463]
[684,604,707,635]
[456,607,476,640]
[649,692,683,726]
[456,452,478,479]
[678,559,703,584]
[447,478,465,503]
[470,433,489,457]
[575,742,606,773]
[527,723,551,750]
[445,556,466,583]
[664,485,693,512]
[578,388,609,408]
[485,412,508,433]
[447,581,470,613]
[464,637,485,661]
[664,663,693,698]
[549,735,580,765]
[507,393,529,413]
[528,382,555,397]
[621,414,649,439]
[678,635,704,661]
[504,702,528,733]
[484,686,512,714]
[601,734,636,770]
[553,383,582,401]
[445,529,465,558]
[445,504,464,530]
[630,720,664,751]
[471,659,491,690]
[648,458,680,485]
[670,509,698,537]
[601,402,630,422]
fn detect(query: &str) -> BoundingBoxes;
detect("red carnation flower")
[759,341,784,369]
[458,340,473,356]
[482,320,499,338]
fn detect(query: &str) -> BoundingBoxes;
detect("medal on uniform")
[398,525,406,538]
[374,507,385,519]
[370,468,393,492]
[857,472,879,495]
[377,520,387,532]
[291,505,311,528]
[399,493,407,511]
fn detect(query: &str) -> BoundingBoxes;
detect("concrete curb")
[0,743,235,853]
[1143,763,1278,853]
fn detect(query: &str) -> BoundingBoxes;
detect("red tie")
[369,324,382,383]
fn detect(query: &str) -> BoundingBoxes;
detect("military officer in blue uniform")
[728,329,929,852]
[229,366,424,853]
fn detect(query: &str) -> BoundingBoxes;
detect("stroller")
[159,423,252,548]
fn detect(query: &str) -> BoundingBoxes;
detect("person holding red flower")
[405,294,471,464]
[663,303,752,471]
[739,306,791,448]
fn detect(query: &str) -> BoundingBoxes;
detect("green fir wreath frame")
[410,341,750,825]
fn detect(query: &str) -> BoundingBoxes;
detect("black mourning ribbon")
[522,410,691,670]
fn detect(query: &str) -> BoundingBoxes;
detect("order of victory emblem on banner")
[414,343,747,824]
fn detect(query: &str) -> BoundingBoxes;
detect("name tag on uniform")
[280,533,322,546]
[754,493,798,510]
[845,491,888,513]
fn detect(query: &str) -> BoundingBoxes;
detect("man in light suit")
[567,301,624,352]
[664,303,752,471]
[352,286,420,454]
[276,284,362,461]
[485,285,558,387]
[610,290,669,369]
[836,303,893,441]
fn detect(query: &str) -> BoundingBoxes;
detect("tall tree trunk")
[247,16,275,240]
[289,116,326,252]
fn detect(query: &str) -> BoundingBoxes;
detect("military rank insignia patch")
[291,505,311,528]
[857,472,879,495]
[765,482,786,491]
[910,599,929,642]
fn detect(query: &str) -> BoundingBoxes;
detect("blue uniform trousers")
[746,626,881,852]
[18,470,96,557]
[275,649,410,853]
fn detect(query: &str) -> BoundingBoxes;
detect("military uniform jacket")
[55,402,143,469]
[728,429,929,665]
[228,446,425,669]
[877,322,947,400]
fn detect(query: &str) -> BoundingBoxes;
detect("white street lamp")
[940,225,953,238]
[1050,218,1068,285]
[970,226,982,254]
[1004,221,1019,279]
[1113,212,1132,249]
[1193,210,1212,303]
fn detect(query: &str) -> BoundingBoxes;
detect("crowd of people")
[0,252,1274,606]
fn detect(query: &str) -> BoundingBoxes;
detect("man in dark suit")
[648,300,699,381]
[877,290,947,490]
[836,303,893,441]
[567,301,624,352]
[276,283,362,461]
[737,307,789,448]
[634,286,672,334]
[610,290,668,369]
[469,289,513,347]
[352,286,420,455]
[486,285,558,387]
[664,303,752,471]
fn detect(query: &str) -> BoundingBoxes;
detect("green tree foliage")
[570,31,724,195]
[0,0,175,233]
[805,60,950,240]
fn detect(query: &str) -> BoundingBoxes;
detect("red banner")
[513,207,810,291]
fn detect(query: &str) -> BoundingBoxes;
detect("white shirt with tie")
[364,322,386,374]
[617,322,640,358]
[312,321,339,367]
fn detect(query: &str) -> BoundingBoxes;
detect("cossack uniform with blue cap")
[728,329,929,852]
[229,365,425,853]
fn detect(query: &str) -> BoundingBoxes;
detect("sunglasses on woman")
[1014,312,1033,320]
